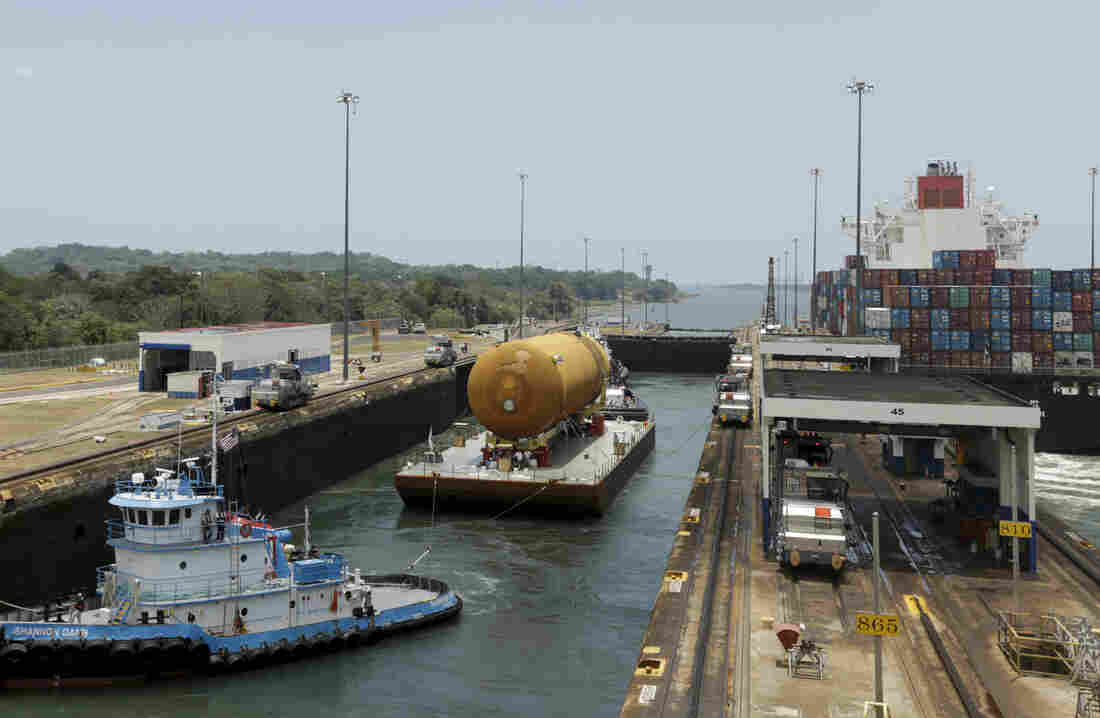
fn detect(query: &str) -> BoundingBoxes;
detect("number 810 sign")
[855,613,900,636]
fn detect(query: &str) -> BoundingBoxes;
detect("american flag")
[218,429,239,452]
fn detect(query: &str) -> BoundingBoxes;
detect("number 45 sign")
[856,613,900,636]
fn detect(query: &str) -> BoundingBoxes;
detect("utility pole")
[1091,167,1097,275]
[793,237,799,329]
[873,511,883,715]
[583,236,591,327]
[810,168,823,331]
[518,172,528,339]
[321,271,328,321]
[848,78,874,336]
[783,248,789,328]
[337,90,359,383]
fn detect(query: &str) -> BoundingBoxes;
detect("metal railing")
[997,611,1078,677]
[98,565,287,605]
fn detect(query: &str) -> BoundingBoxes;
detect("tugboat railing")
[97,564,295,604]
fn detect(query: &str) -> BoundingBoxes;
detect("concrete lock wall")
[0,368,467,605]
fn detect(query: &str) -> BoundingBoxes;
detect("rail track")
[0,358,475,489]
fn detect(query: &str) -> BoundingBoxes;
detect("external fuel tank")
[467,332,610,439]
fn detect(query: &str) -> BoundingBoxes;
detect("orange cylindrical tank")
[467,332,609,439]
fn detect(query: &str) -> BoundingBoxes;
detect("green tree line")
[0,245,677,352]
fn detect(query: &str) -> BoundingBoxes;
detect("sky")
[1,1,1097,283]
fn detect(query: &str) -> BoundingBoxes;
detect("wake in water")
[1036,452,1100,544]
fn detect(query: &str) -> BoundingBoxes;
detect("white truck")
[252,362,315,411]
[713,390,752,426]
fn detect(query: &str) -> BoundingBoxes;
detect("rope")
[0,598,39,613]
[489,481,558,521]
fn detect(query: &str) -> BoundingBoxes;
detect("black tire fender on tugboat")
[55,640,83,670]
[344,625,362,647]
[109,639,137,658]
[292,635,310,657]
[0,641,28,666]
[137,638,162,663]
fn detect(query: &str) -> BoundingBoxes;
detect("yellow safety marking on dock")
[664,570,687,594]
[642,645,661,654]
[683,507,701,523]
[696,471,711,484]
[677,530,692,537]
[638,685,657,706]
[0,489,13,502]
[634,657,666,677]
[904,595,929,617]
[743,443,759,449]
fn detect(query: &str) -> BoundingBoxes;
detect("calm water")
[6,286,1095,715]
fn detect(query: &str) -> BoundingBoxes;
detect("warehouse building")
[137,323,331,392]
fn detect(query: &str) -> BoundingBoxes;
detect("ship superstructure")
[840,160,1039,269]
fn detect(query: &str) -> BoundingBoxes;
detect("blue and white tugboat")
[0,381,461,687]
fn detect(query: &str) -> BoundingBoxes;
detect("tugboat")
[395,331,655,516]
[0,380,461,687]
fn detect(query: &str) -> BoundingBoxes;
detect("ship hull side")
[976,373,1100,454]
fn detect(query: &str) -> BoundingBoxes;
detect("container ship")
[813,159,1099,453]
[395,331,655,516]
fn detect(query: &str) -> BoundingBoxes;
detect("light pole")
[641,251,649,327]
[793,237,799,328]
[783,249,789,328]
[337,90,360,382]
[518,172,528,339]
[320,271,328,320]
[583,236,591,327]
[810,168,823,331]
[621,248,626,332]
[665,271,670,324]
[848,79,874,336]
[1091,167,1097,275]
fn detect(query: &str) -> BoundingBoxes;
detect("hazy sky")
[1,1,1096,282]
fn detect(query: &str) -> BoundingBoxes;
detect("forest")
[0,244,678,352]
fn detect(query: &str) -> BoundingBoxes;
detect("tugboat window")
[184,508,192,519]
[168,509,180,525]
[241,608,248,616]
[138,510,148,526]
[152,510,166,526]
[179,561,187,570]
[240,554,247,563]
[128,508,136,523]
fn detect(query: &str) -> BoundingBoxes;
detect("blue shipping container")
[1095,311,1100,329]
[931,308,951,329]
[900,270,918,285]
[890,308,911,328]
[991,329,1012,352]
[991,309,1011,329]
[971,330,990,349]
[990,286,1012,308]
[871,328,891,339]
[950,330,971,350]
[932,251,945,269]
[1054,332,1073,351]
[993,269,1014,286]
[1032,309,1053,331]
[1093,290,1100,311]
[1032,287,1052,309]
[1075,333,1094,351]
[945,251,960,269]
[931,329,950,350]
[863,289,882,306]
[910,287,931,307]
[1033,268,1053,286]
[1073,269,1093,291]
[1053,291,1073,312]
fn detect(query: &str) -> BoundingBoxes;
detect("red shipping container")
[970,287,991,307]
[934,269,955,285]
[961,250,978,268]
[1032,332,1053,353]
[1073,292,1091,312]
[910,308,931,329]
[887,286,909,307]
[1012,287,1032,307]
[1013,269,1033,285]
[951,308,971,327]
[1075,313,1093,333]
[1012,331,1032,352]
[912,329,931,351]
[882,270,900,286]
[1093,270,1100,289]
[971,352,991,368]
[1033,353,1053,369]
[862,269,881,288]
[992,352,1011,368]
[952,351,972,367]
[917,269,934,285]
[931,351,951,366]
[956,269,975,285]
[932,287,950,308]
[1011,310,1030,330]
[892,329,912,349]
[969,308,991,329]
[974,268,993,285]
[976,249,996,268]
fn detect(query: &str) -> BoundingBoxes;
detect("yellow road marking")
[904,594,929,617]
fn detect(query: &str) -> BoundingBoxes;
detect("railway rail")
[0,358,475,489]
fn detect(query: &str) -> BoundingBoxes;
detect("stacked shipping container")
[811,249,1100,371]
